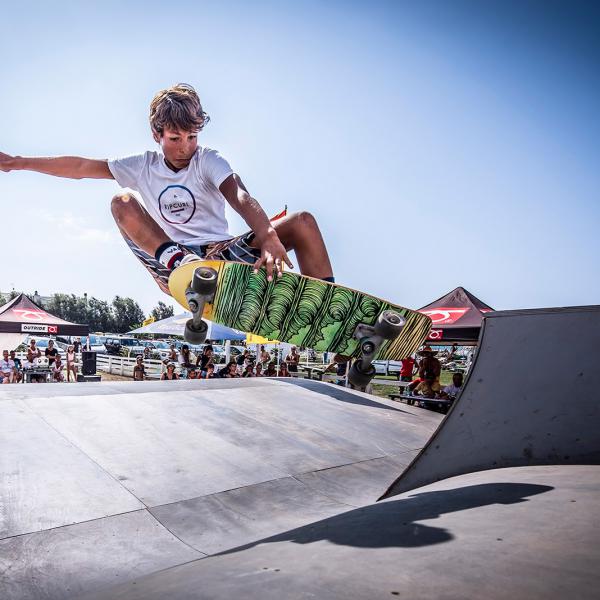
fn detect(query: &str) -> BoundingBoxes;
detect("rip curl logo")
[158,185,196,224]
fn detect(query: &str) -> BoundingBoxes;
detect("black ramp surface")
[383,305,600,498]
[0,378,440,600]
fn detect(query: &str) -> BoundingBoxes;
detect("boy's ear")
[152,130,161,143]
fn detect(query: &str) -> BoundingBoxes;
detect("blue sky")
[1,0,598,315]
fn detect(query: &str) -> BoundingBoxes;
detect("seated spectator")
[187,367,199,379]
[143,346,151,360]
[263,361,277,377]
[254,363,263,377]
[66,345,78,382]
[28,339,42,362]
[45,340,59,366]
[242,364,255,378]
[52,355,65,382]
[9,350,22,383]
[201,363,215,379]
[161,362,179,380]
[417,346,441,386]
[1,350,16,383]
[278,362,291,377]
[398,355,417,382]
[197,345,214,373]
[285,347,300,373]
[236,349,249,368]
[439,372,464,399]
[168,344,178,362]
[133,355,146,381]
[178,344,196,368]
[219,361,239,378]
[413,372,442,399]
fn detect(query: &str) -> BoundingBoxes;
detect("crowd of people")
[1,339,80,384]
[133,343,300,382]
[401,346,464,401]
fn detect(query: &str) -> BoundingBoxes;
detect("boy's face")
[155,127,199,169]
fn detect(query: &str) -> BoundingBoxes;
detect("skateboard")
[169,260,432,388]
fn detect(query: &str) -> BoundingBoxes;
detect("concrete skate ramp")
[0,378,442,600]
[382,305,600,498]
[78,465,600,600]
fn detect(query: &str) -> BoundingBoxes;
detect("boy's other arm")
[0,152,114,179]
[220,174,293,279]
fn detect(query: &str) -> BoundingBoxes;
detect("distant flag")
[270,205,287,222]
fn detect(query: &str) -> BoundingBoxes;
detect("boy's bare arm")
[220,173,293,279]
[0,152,113,179]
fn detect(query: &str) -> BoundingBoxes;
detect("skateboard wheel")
[348,360,376,388]
[374,310,406,340]
[191,267,218,295]
[184,319,209,345]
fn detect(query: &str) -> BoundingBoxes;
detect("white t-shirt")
[442,384,462,397]
[108,147,234,245]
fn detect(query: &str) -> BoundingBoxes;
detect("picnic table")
[389,392,454,414]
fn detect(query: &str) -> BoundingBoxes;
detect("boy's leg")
[253,211,333,280]
[111,193,170,256]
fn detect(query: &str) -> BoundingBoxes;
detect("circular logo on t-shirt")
[158,185,196,224]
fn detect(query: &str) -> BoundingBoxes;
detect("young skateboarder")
[0,83,334,292]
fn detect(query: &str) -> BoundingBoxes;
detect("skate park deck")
[2,305,599,599]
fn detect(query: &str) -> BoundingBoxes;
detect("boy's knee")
[296,210,318,230]
[111,193,140,220]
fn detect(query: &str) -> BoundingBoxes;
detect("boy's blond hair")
[149,83,210,135]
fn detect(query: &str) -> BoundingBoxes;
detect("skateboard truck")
[348,310,406,390]
[184,266,219,344]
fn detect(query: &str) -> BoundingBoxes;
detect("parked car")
[104,336,146,356]
[78,335,107,354]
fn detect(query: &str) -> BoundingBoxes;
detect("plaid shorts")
[123,231,261,295]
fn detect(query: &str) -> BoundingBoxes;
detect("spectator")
[259,345,270,367]
[263,361,277,377]
[66,345,78,382]
[187,367,199,379]
[28,339,42,362]
[197,344,214,374]
[168,344,178,362]
[413,371,442,399]
[219,361,239,378]
[236,349,249,368]
[178,344,195,368]
[133,355,146,381]
[398,355,417,382]
[278,362,291,377]
[45,340,59,367]
[242,364,255,378]
[418,346,441,385]
[73,337,82,354]
[52,355,65,382]
[9,350,22,383]
[1,350,15,383]
[143,345,151,360]
[161,362,179,380]
[201,363,215,379]
[285,346,300,373]
[439,372,464,400]
[255,363,263,377]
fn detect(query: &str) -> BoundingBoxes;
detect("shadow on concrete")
[279,378,413,414]
[218,482,552,555]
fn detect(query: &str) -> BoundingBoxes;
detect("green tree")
[112,296,145,333]
[151,301,174,322]
[87,297,114,332]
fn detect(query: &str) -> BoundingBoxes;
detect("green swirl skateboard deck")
[169,260,431,387]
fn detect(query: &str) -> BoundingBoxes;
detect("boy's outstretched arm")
[0,152,113,179]
[220,173,293,281]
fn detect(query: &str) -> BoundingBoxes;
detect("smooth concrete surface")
[0,378,439,600]
[77,465,600,600]
[383,305,600,498]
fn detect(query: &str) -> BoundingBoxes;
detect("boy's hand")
[254,231,294,281]
[0,152,16,172]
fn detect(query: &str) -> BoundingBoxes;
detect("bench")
[389,393,453,414]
